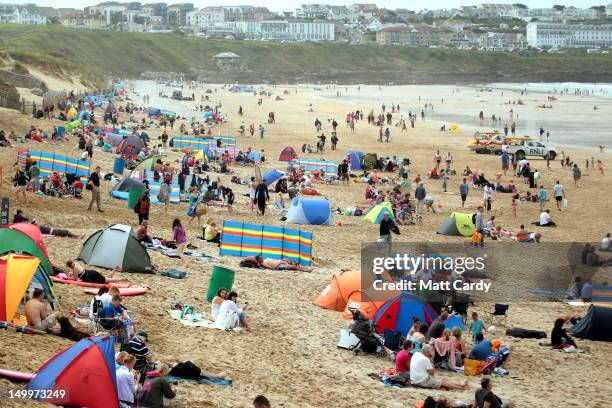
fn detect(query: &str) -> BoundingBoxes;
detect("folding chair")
[486,303,509,326]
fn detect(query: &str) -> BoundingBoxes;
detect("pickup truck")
[505,140,557,160]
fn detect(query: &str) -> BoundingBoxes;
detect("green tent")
[78,224,151,272]
[436,212,476,237]
[134,155,163,171]
[64,119,81,133]
[364,202,395,224]
[0,227,53,276]
[362,153,378,170]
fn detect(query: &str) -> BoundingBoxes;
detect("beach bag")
[482,356,498,375]
[220,311,240,331]
[463,359,484,376]
[563,198,568,208]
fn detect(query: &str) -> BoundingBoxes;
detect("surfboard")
[51,276,129,288]
[83,287,148,296]
[0,369,35,382]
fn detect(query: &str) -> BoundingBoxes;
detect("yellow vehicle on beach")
[467,132,531,154]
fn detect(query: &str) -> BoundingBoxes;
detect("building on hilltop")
[527,22,612,48]
[213,52,241,72]
[0,4,47,25]
[59,12,107,28]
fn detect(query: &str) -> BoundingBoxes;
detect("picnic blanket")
[167,310,239,331]
[166,375,232,386]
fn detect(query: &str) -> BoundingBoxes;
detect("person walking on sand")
[259,124,265,138]
[553,180,564,211]
[254,180,269,216]
[538,185,548,211]
[172,218,187,264]
[384,128,391,143]
[87,166,103,212]
[572,164,581,187]
[460,178,469,208]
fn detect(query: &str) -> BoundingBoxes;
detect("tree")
[590,5,605,13]
[552,5,565,11]
[512,3,528,9]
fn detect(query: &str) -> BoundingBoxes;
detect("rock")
[30,87,44,96]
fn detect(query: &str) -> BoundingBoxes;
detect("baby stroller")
[65,173,83,198]
[348,309,387,357]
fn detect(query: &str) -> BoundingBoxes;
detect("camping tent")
[341,289,397,320]
[437,212,476,237]
[0,224,53,276]
[362,153,378,169]
[78,224,151,272]
[569,305,612,341]
[263,170,285,186]
[0,254,56,322]
[348,151,363,170]
[364,202,395,224]
[116,135,144,156]
[27,336,119,408]
[279,146,298,161]
[373,292,439,337]
[285,198,334,225]
[313,270,362,311]
[134,155,163,171]
[111,177,145,194]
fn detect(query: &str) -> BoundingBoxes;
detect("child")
[511,198,517,217]
[441,170,449,192]
[596,160,604,175]
[471,230,484,247]
[469,312,485,339]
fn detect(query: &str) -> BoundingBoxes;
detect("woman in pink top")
[172,218,187,264]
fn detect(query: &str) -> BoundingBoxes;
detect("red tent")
[279,146,298,162]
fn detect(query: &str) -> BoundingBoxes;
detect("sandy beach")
[0,75,611,407]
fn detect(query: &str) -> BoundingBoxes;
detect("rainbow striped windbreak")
[17,149,90,180]
[172,135,236,149]
[220,221,313,267]
[289,159,337,177]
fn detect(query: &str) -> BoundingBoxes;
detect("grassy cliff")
[1,24,612,86]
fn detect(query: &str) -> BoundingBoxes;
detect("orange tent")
[313,270,361,311]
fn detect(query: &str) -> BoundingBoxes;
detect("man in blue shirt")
[460,178,469,208]
[415,183,426,214]
[469,332,493,361]
[501,152,510,175]
[100,295,126,330]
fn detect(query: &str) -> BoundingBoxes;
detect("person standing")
[135,189,151,224]
[254,180,269,216]
[415,183,426,214]
[572,164,581,187]
[28,161,40,192]
[538,185,548,211]
[172,218,187,264]
[87,166,102,212]
[501,151,509,175]
[483,183,493,212]
[379,212,397,249]
[384,127,391,143]
[158,177,171,214]
[474,206,485,233]
[460,178,469,208]
[551,180,564,211]
[339,159,349,186]
[259,124,265,138]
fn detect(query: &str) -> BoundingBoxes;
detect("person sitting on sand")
[138,363,176,408]
[65,260,127,284]
[411,323,429,344]
[468,332,493,361]
[452,327,467,366]
[25,288,61,333]
[136,221,152,243]
[99,295,128,329]
[476,376,515,408]
[410,344,468,390]
[533,209,556,227]
[211,287,227,321]
[515,225,529,242]
[254,255,313,272]
[32,220,84,239]
[203,220,221,246]
[551,318,577,349]
[395,339,413,380]
[217,291,251,330]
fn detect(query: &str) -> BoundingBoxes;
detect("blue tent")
[348,151,363,170]
[263,170,285,186]
[285,198,334,225]
[444,314,466,331]
[148,107,161,116]
[27,336,119,408]
[373,292,438,337]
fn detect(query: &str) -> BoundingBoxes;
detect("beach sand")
[0,81,611,407]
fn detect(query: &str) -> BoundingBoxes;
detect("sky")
[28,0,607,12]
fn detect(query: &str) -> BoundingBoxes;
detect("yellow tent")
[0,254,41,322]
[194,150,208,162]
[66,107,77,120]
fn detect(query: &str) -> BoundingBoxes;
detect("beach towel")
[166,375,232,386]
[167,310,239,331]
[431,338,457,369]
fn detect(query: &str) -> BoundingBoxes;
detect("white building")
[222,6,255,21]
[295,4,330,19]
[367,18,382,32]
[186,7,224,28]
[527,22,612,48]
[607,3,612,18]
[0,4,47,25]
[60,12,107,28]
[98,5,127,25]
[235,20,335,41]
